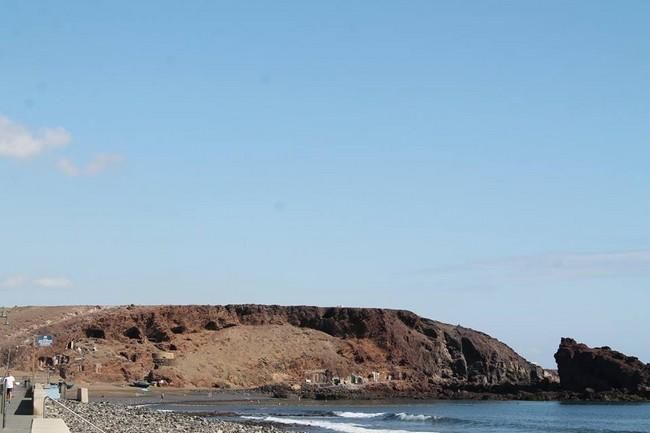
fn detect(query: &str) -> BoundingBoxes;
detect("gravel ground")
[45,400,290,433]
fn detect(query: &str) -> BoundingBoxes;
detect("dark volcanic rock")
[554,338,650,393]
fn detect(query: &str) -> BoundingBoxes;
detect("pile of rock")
[44,400,288,433]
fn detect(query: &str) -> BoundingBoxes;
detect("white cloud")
[58,153,124,177]
[0,276,28,289]
[33,277,73,289]
[0,275,73,290]
[0,114,123,177]
[57,158,80,176]
[420,249,650,285]
[0,116,71,159]
[86,153,124,175]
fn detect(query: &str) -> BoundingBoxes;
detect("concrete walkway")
[1,387,33,432]
[30,419,70,433]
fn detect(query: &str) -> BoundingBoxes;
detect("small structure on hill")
[152,351,175,367]
[304,369,332,384]
[346,374,364,385]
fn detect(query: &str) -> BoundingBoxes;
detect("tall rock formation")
[554,338,650,393]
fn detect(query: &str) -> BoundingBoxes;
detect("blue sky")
[1,1,649,367]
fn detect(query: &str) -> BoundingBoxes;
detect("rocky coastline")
[41,339,650,433]
[261,382,649,402]
[44,399,288,433]
[43,383,649,433]
[5,306,650,403]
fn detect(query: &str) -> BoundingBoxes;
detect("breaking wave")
[332,412,445,423]
[332,412,386,419]
[242,416,439,433]
[388,413,441,422]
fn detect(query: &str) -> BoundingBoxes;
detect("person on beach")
[3,372,15,403]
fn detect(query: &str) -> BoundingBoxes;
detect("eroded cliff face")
[9,305,542,390]
[554,338,650,393]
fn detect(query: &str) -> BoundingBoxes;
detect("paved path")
[1,387,33,432]
[31,419,70,433]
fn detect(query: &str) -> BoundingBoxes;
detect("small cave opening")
[85,328,106,339]
[124,327,142,340]
[171,325,187,334]
[38,356,55,367]
[204,321,219,331]
[146,329,170,343]
[119,352,139,362]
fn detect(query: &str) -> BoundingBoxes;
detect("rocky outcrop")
[7,305,543,393]
[554,338,650,393]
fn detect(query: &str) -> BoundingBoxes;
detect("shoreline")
[78,384,650,405]
[71,381,650,403]
[45,394,650,433]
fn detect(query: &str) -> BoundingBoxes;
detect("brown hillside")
[1,305,542,391]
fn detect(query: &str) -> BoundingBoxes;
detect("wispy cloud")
[0,275,73,290]
[1,114,123,177]
[57,153,124,177]
[57,158,79,176]
[33,277,73,289]
[0,276,28,289]
[0,116,71,159]
[420,250,650,285]
[86,153,123,175]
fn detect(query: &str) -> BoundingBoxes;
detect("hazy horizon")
[2,1,649,368]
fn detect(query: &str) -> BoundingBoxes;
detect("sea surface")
[147,399,650,433]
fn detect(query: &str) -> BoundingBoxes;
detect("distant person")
[3,372,15,403]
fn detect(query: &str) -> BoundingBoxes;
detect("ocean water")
[148,400,650,433]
